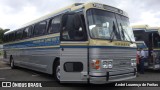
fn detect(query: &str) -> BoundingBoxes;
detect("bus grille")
[89,47,136,70]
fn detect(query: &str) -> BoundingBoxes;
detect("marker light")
[91,60,100,70]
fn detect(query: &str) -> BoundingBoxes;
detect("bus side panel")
[12,48,60,74]
[3,49,10,63]
[3,34,60,74]
[60,47,88,83]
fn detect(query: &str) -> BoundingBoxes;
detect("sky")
[0,0,160,30]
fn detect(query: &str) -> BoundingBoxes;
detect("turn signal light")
[91,60,100,70]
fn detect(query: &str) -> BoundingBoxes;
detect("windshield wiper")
[120,24,133,43]
[110,22,116,42]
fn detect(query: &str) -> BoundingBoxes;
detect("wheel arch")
[52,57,60,74]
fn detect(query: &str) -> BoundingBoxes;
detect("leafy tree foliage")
[0,28,9,43]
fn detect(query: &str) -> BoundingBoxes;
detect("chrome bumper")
[89,68,137,84]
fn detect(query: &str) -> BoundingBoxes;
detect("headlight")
[131,59,136,67]
[102,60,113,68]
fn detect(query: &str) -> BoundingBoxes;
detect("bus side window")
[8,33,11,42]
[28,26,33,37]
[7,35,9,42]
[34,21,47,36]
[16,30,23,40]
[23,28,28,39]
[5,35,8,42]
[8,34,11,42]
[23,26,32,39]
[13,33,16,41]
[48,15,61,34]
[10,33,15,41]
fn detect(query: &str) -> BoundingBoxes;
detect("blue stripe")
[20,47,59,50]
[4,36,60,49]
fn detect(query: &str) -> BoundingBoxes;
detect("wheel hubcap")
[56,65,60,80]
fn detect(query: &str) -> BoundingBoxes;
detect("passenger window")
[48,15,61,34]
[34,21,47,36]
[7,35,9,42]
[23,26,32,38]
[16,30,23,40]
[13,33,15,41]
[5,34,11,42]
[28,26,33,37]
[10,33,15,41]
[23,28,28,38]
[8,34,12,42]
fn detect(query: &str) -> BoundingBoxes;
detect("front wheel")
[54,61,60,82]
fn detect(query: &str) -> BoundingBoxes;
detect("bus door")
[148,32,160,69]
[60,12,88,83]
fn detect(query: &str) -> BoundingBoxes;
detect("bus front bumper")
[89,69,137,84]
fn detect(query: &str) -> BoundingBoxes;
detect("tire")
[10,58,15,69]
[54,61,60,82]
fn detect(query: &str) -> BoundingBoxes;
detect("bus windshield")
[136,43,147,49]
[87,9,135,42]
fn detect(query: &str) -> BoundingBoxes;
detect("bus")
[132,25,160,70]
[3,2,137,84]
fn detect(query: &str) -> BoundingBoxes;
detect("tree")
[0,28,9,43]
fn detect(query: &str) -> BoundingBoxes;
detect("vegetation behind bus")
[0,28,9,43]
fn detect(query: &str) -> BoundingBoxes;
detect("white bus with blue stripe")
[3,2,137,84]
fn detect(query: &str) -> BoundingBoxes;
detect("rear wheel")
[54,61,60,82]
